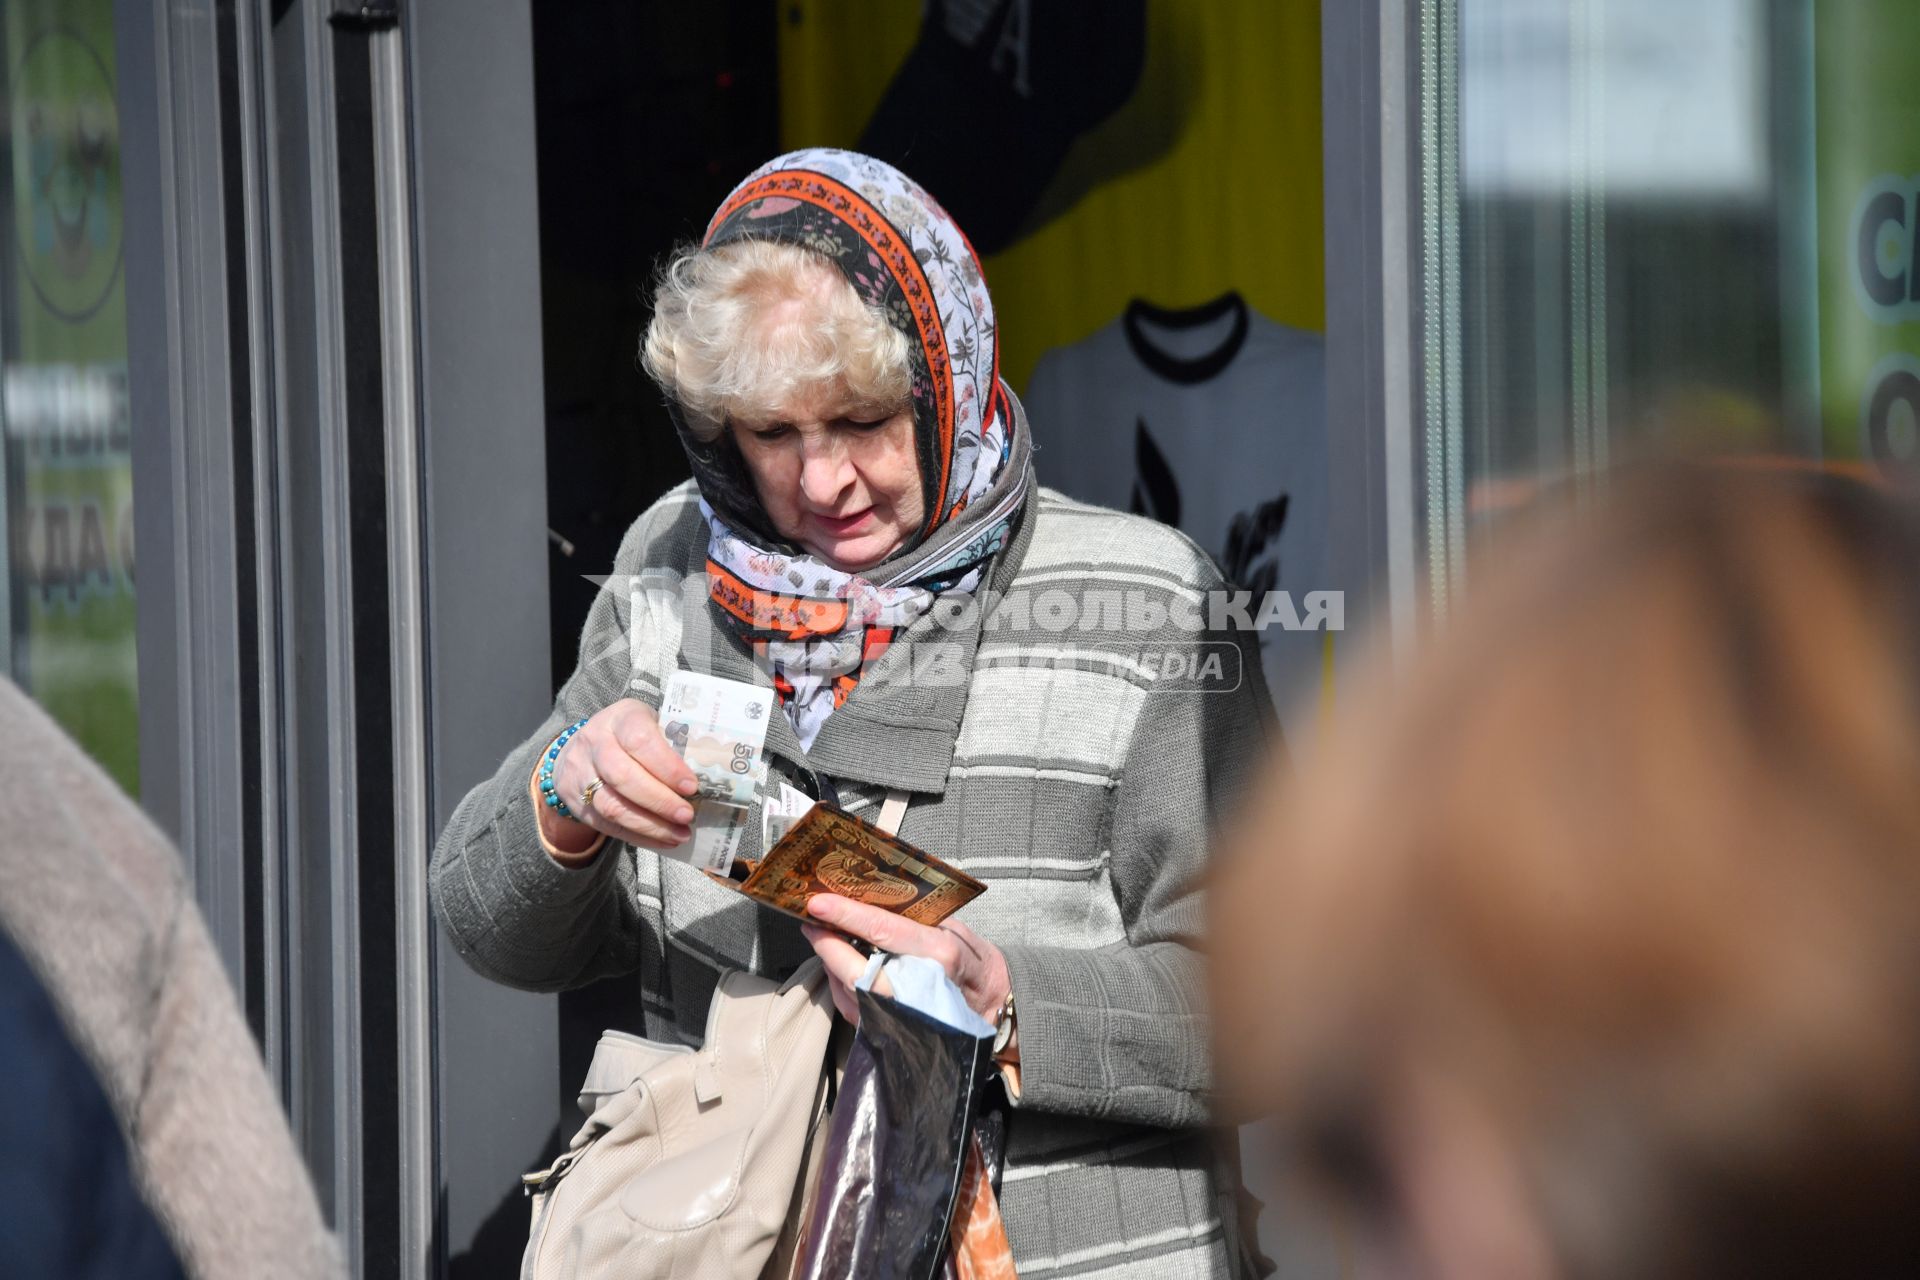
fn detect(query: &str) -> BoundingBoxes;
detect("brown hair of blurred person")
[1213,465,1920,1280]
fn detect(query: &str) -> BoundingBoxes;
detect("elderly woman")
[431,149,1272,1277]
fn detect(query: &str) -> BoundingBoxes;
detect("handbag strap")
[695,960,829,1104]
[876,789,909,836]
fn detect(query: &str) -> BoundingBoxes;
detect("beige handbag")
[519,957,837,1280]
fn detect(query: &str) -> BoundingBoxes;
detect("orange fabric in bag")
[947,1133,1017,1280]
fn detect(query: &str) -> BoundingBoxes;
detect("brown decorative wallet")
[705,804,986,927]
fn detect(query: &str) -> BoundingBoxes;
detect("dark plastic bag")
[790,986,1000,1280]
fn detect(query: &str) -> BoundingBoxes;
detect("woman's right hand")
[538,699,701,854]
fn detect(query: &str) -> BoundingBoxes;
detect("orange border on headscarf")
[706,558,851,640]
[705,170,956,542]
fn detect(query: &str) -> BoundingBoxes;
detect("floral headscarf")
[666,149,1034,748]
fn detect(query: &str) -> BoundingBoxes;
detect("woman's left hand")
[801,894,1010,1027]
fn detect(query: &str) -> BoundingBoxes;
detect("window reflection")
[1424,0,1868,593]
[0,0,138,794]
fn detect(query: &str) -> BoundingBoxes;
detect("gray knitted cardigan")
[431,480,1275,1279]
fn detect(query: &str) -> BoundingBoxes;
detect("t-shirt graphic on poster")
[1025,292,1328,731]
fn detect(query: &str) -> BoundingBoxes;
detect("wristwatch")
[991,988,1017,1057]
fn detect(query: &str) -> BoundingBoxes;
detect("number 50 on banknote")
[659,670,773,810]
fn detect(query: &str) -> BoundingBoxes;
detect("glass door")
[1411,0,1860,617]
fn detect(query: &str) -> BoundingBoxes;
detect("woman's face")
[729,382,923,572]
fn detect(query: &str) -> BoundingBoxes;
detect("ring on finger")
[581,775,606,812]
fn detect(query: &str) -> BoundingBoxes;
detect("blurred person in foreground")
[1212,464,1920,1280]
[0,678,343,1278]
[1,924,184,1277]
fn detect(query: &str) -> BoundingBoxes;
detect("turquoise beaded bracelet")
[538,718,590,820]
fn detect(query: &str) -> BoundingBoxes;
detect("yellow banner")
[779,0,1323,393]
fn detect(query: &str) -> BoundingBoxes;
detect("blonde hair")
[1214,466,1920,1280]
[641,239,913,441]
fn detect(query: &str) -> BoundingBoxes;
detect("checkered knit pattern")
[433,476,1277,1277]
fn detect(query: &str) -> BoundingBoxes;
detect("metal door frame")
[1322,0,1422,665]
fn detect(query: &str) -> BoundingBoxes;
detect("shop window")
[1415,0,1908,612]
[0,0,137,793]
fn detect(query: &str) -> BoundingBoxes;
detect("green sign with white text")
[3,0,138,793]
[1817,0,1920,472]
